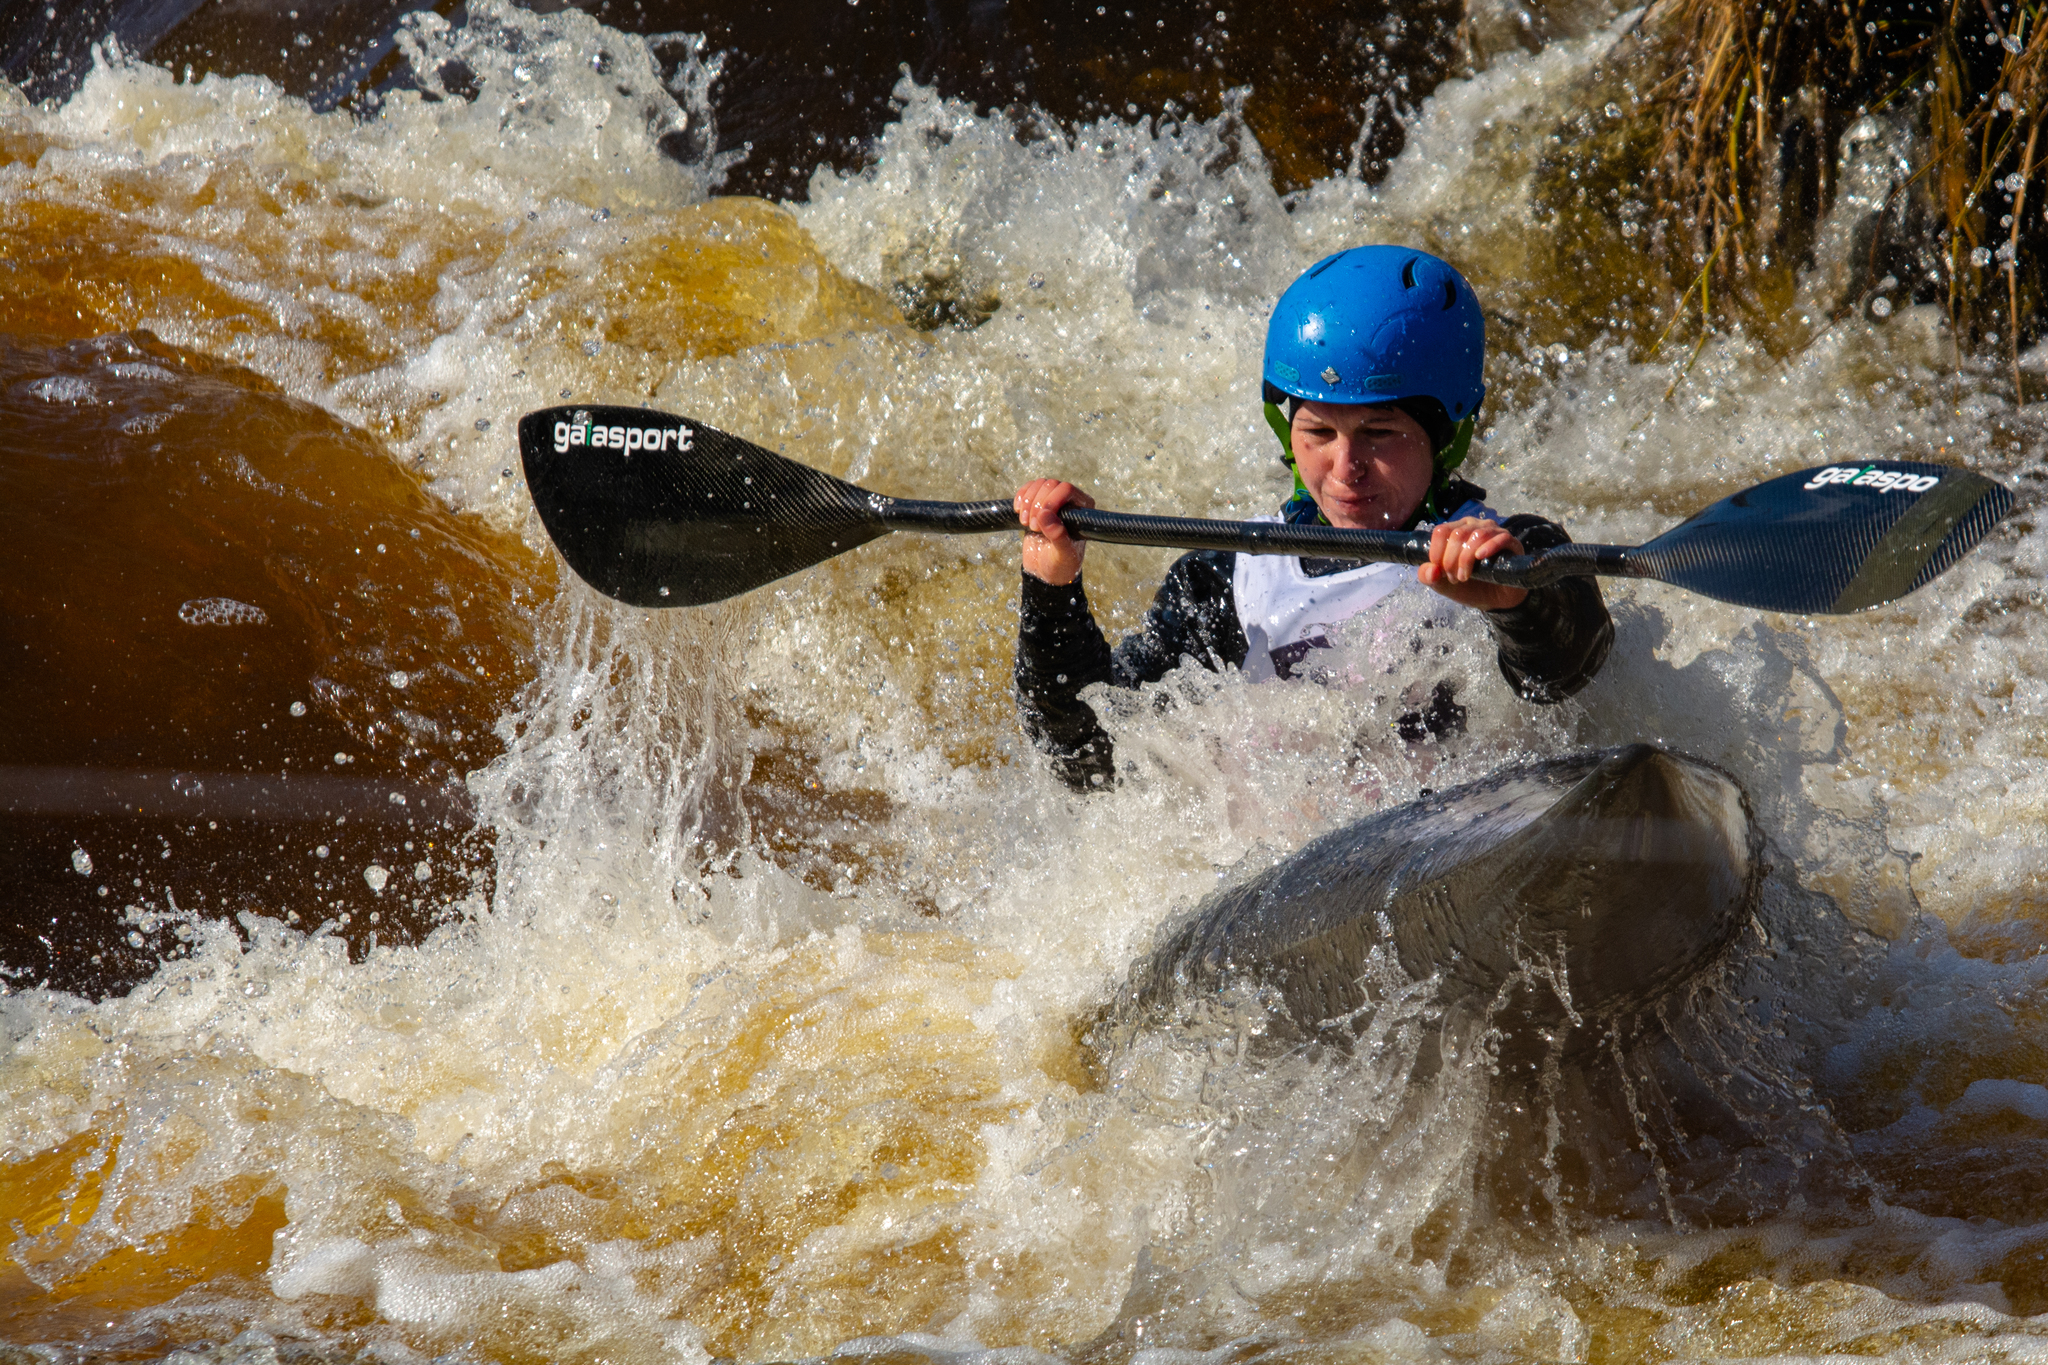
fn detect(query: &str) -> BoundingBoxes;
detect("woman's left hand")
[1418,517,1528,611]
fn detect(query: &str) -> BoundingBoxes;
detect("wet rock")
[0,332,550,995]
[883,249,1002,332]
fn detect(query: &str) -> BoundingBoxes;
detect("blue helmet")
[1261,246,1487,456]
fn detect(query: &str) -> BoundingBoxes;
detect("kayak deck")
[1119,744,1761,1047]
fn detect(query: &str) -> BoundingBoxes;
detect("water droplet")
[364,865,390,893]
[390,670,410,689]
[316,845,330,858]
[71,848,92,876]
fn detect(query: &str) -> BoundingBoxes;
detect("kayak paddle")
[517,404,2013,616]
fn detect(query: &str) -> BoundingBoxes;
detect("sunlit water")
[6,3,2048,1362]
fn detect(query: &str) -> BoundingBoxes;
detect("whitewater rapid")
[5,3,2048,1362]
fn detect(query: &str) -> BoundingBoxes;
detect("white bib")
[1232,500,1492,683]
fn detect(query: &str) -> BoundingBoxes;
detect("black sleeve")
[1015,574,1117,788]
[1107,550,1248,685]
[1016,551,1246,790]
[1483,514,1615,703]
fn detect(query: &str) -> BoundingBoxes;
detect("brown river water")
[7,2,2048,1363]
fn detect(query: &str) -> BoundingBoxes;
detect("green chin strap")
[1263,401,1310,502]
[1263,402,1479,521]
[1437,414,1476,474]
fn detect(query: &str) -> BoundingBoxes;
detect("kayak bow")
[1118,744,1760,1048]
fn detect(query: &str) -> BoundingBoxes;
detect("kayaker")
[1013,245,1614,790]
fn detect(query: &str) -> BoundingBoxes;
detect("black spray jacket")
[1014,510,1613,790]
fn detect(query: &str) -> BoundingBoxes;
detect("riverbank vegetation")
[1626,0,2046,385]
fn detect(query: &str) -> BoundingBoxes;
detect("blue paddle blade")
[1628,460,2013,614]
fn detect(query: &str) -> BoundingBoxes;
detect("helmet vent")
[1442,279,1457,309]
[1400,258,1418,289]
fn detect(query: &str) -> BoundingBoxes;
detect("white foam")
[178,597,269,626]
[27,375,100,404]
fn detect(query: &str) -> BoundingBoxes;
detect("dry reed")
[1637,0,2048,394]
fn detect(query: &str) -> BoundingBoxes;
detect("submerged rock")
[0,332,549,995]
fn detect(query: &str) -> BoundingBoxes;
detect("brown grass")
[1636,0,2048,392]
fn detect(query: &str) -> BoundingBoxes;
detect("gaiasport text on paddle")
[517,405,2013,617]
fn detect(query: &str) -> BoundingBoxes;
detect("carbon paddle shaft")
[876,497,1625,590]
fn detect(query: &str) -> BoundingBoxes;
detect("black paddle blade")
[1630,459,2013,614]
[518,406,888,607]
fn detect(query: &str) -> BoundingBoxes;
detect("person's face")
[1289,401,1435,530]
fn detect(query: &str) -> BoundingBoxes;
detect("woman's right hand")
[1015,478,1094,585]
